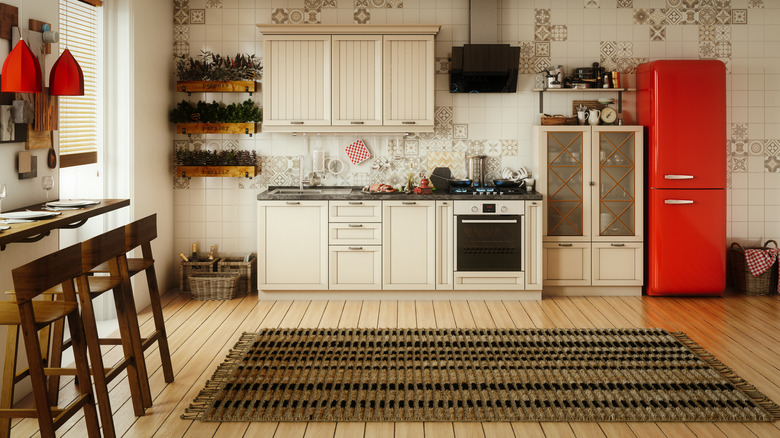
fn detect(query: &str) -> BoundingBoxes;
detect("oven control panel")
[453,200,525,215]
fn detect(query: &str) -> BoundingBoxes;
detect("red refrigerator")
[637,60,727,296]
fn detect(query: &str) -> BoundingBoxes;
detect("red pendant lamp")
[49,0,84,96]
[49,48,84,95]
[1,38,43,93]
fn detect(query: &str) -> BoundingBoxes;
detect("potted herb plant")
[174,149,259,178]
[176,51,262,94]
[169,99,263,135]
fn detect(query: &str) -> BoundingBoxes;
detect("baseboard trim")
[543,286,642,297]
[258,290,543,301]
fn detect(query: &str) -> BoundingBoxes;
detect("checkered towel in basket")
[345,139,370,165]
[745,248,780,293]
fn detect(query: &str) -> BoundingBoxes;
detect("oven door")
[456,215,523,271]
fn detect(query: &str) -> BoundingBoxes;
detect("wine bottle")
[191,243,198,262]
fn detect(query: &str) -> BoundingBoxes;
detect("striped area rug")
[182,328,780,422]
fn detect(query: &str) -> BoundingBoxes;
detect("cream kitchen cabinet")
[258,25,439,133]
[536,125,643,294]
[435,201,454,290]
[261,35,331,128]
[525,200,543,290]
[257,201,328,289]
[382,35,435,128]
[383,200,435,290]
[329,200,382,290]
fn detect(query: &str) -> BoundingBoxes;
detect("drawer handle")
[348,247,363,250]
[348,201,363,205]
[402,201,417,205]
[402,121,416,125]
[290,121,304,125]
[665,174,694,180]
[286,201,301,205]
[665,199,694,205]
[350,121,365,125]
[558,243,573,247]
[348,224,363,228]
[610,243,625,247]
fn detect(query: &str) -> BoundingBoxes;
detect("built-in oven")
[453,201,524,272]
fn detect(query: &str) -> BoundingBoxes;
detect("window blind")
[58,0,100,168]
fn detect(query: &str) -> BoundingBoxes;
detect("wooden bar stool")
[71,227,153,435]
[0,244,101,438]
[91,214,174,383]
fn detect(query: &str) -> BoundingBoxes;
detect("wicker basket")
[179,258,218,292]
[541,114,578,125]
[218,255,257,294]
[188,272,240,300]
[728,240,779,295]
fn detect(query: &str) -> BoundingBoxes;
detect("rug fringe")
[181,331,258,421]
[670,331,780,421]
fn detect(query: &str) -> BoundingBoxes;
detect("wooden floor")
[8,292,780,437]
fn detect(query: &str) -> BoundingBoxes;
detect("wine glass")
[0,183,6,213]
[41,176,54,202]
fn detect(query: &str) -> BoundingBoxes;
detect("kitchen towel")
[745,248,780,293]
[345,139,370,165]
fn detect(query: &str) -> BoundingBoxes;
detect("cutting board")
[427,152,467,179]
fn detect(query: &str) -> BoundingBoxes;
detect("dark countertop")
[257,186,544,201]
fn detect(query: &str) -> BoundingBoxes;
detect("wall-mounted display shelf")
[176,122,257,136]
[532,88,635,114]
[175,165,256,178]
[176,81,258,95]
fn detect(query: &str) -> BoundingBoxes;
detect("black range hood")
[450,44,520,93]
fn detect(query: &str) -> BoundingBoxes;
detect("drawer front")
[329,223,382,245]
[543,242,591,285]
[453,272,525,290]
[592,242,643,285]
[329,200,382,222]
[329,246,382,290]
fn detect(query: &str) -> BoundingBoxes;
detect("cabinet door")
[592,242,643,285]
[537,126,592,241]
[542,242,591,285]
[383,200,435,289]
[435,201,453,290]
[592,126,644,242]
[332,35,382,126]
[329,246,382,290]
[257,201,328,289]
[383,35,435,128]
[525,200,543,290]
[262,35,331,129]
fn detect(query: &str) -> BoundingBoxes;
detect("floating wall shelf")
[176,122,257,136]
[532,88,635,114]
[175,165,257,178]
[176,80,258,95]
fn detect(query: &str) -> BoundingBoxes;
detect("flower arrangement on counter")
[169,99,263,124]
[175,51,262,81]
[174,149,258,167]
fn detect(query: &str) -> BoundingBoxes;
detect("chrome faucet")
[298,155,310,190]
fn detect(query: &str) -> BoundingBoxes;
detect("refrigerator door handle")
[664,199,695,205]
[664,174,694,180]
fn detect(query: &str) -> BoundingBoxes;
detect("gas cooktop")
[449,185,527,195]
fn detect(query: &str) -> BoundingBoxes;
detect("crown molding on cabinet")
[257,24,441,35]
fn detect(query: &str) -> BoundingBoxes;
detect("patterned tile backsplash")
[172,0,780,255]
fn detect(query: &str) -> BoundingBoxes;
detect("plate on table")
[0,225,9,231]
[0,211,62,220]
[45,200,99,208]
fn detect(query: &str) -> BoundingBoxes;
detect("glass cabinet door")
[596,130,636,237]
[546,131,586,237]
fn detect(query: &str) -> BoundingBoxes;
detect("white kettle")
[588,109,601,125]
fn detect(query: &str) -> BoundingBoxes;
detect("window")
[58,0,101,168]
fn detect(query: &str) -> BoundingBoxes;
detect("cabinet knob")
[348,247,363,250]
[286,201,301,205]
[348,201,363,205]
[290,121,304,125]
[610,243,625,247]
[589,181,595,186]
[350,121,365,125]
[347,224,363,228]
[558,243,573,247]
[402,121,416,125]
[402,201,417,205]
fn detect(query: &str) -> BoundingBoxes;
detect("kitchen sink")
[269,188,353,195]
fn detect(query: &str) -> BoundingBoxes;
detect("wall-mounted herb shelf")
[176,122,257,136]
[175,165,257,178]
[176,81,258,95]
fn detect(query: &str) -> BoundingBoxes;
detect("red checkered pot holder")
[744,248,780,293]
[345,139,370,165]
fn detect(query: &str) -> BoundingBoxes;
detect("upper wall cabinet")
[257,25,440,133]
